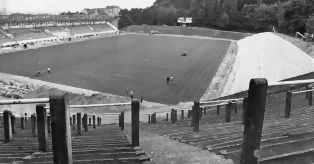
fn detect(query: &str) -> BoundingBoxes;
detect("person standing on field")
[140,93,143,103]
[130,90,134,99]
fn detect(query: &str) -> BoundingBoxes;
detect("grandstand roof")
[221,32,314,97]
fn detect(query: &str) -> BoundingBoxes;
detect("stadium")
[1,3,314,164]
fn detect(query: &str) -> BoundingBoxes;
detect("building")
[0,8,7,15]
[80,6,121,16]
[105,6,120,16]
[177,17,192,27]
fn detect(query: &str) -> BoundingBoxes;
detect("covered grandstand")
[45,26,72,38]
[66,25,94,35]
[5,28,53,41]
[89,24,114,32]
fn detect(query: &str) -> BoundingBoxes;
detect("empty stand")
[67,25,93,35]
[0,96,151,163]
[141,79,314,164]
[6,28,53,41]
[89,24,115,32]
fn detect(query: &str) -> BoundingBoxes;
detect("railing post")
[148,115,151,123]
[285,92,292,118]
[72,115,76,130]
[11,115,15,134]
[181,110,184,120]
[21,117,25,129]
[131,100,140,147]
[171,109,174,124]
[4,110,12,142]
[73,114,76,124]
[166,113,168,121]
[93,116,96,129]
[120,112,124,131]
[119,115,121,127]
[306,85,309,99]
[174,110,177,122]
[308,90,312,106]
[194,101,200,132]
[153,113,157,124]
[89,117,91,126]
[217,105,220,115]
[191,106,194,127]
[152,114,155,124]
[77,113,82,135]
[199,108,202,120]
[25,115,28,129]
[240,78,268,164]
[150,115,153,124]
[31,114,37,137]
[242,97,248,125]
[204,107,207,115]
[226,102,232,122]
[36,104,48,152]
[233,102,238,113]
[47,116,51,133]
[83,114,88,132]
[50,93,73,164]
[97,117,100,126]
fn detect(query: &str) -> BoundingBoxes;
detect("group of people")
[166,75,175,85]
[36,68,51,77]
[127,90,144,103]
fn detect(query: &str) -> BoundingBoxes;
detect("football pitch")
[0,34,231,105]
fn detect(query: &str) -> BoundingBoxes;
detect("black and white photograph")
[0,0,314,163]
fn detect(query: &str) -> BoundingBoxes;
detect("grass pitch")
[0,34,230,105]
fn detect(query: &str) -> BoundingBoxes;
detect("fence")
[0,93,140,163]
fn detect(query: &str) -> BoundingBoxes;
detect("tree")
[279,0,314,34]
[118,9,135,29]
[251,4,278,31]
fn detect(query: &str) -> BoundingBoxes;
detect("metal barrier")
[0,95,140,163]
[200,98,244,105]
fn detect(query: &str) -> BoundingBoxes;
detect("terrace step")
[0,125,151,163]
[225,136,314,164]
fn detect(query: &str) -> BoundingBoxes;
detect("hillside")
[119,0,314,38]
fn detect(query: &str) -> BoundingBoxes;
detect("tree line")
[118,0,314,35]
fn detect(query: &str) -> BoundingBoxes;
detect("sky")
[0,0,155,14]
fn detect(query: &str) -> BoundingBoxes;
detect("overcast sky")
[0,0,155,14]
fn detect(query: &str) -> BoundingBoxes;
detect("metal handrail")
[269,79,314,87]
[292,89,314,94]
[200,98,244,105]
[201,102,228,108]
[45,102,131,109]
[0,98,49,105]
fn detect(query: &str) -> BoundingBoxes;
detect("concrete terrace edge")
[126,32,236,42]
[200,41,238,101]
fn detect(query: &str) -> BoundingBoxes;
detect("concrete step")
[0,124,150,163]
